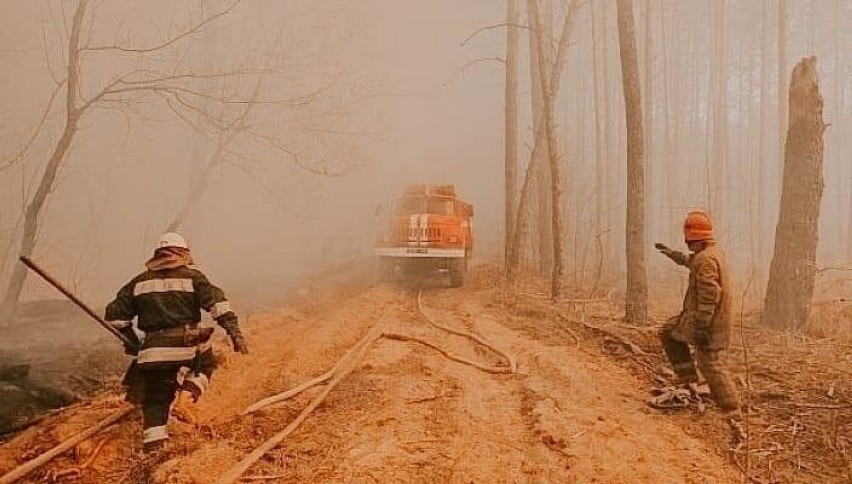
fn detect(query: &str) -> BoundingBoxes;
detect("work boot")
[142,439,167,455]
[180,373,207,403]
[131,440,171,484]
[647,386,694,410]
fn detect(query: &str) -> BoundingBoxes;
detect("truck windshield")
[396,197,454,215]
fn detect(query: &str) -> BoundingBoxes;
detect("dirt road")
[0,271,738,483]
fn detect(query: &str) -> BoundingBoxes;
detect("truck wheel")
[449,258,467,287]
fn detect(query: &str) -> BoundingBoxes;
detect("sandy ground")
[0,271,743,483]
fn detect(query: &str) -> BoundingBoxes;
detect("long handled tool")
[19,256,137,349]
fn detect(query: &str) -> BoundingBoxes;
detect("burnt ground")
[0,300,126,436]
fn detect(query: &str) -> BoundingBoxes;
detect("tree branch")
[444,57,505,85]
[81,0,242,53]
[0,79,67,173]
[460,22,531,47]
[241,130,342,177]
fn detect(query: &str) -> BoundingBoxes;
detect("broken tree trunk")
[763,57,825,330]
[616,0,648,326]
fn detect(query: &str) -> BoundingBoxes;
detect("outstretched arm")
[654,243,690,267]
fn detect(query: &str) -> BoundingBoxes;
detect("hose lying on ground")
[382,333,512,374]
[241,331,381,415]
[416,289,517,373]
[244,289,515,416]
[218,327,384,484]
[0,404,133,484]
[228,288,518,482]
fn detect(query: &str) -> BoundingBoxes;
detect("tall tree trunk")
[709,0,727,224]
[533,0,553,277]
[508,0,580,280]
[643,0,653,265]
[757,0,771,287]
[1,0,88,325]
[504,0,520,271]
[764,57,825,330]
[663,0,681,244]
[166,160,220,233]
[600,1,615,271]
[778,0,788,166]
[589,3,608,246]
[529,0,566,301]
[616,0,648,325]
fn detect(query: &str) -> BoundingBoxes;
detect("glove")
[218,316,249,355]
[231,333,249,355]
[694,326,711,347]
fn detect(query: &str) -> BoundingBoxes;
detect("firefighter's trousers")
[124,347,216,447]
[659,317,741,411]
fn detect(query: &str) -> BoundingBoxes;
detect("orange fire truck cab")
[375,184,473,287]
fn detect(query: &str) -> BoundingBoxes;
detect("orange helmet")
[683,210,714,242]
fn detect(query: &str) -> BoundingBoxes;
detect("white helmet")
[156,232,189,250]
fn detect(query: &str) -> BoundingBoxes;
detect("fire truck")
[375,184,474,287]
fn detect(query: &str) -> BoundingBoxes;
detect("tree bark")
[756,0,771,287]
[529,0,566,301]
[532,0,553,277]
[763,57,825,330]
[709,0,727,223]
[778,0,788,168]
[504,0,520,272]
[643,0,653,261]
[589,3,609,281]
[1,0,88,325]
[616,0,648,325]
[508,0,580,281]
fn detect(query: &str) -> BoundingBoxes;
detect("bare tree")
[0,0,318,323]
[166,77,265,233]
[531,0,554,278]
[709,0,728,223]
[778,0,788,162]
[504,0,520,270]
[508,0,582,286]
[529,0,568,300]
[764,57,825,331]
[756,0,772,288]
[590,0,609,285]
[616,0,648,325]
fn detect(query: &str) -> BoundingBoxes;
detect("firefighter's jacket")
[662,243,732,350]
[105,265,236,367]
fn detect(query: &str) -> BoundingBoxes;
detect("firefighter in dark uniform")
[105,233,248,452]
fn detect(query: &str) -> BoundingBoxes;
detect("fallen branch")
[581,320,651,357]
[789,402,849,410]
[80,437,108,470]
[0,404,133,484]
